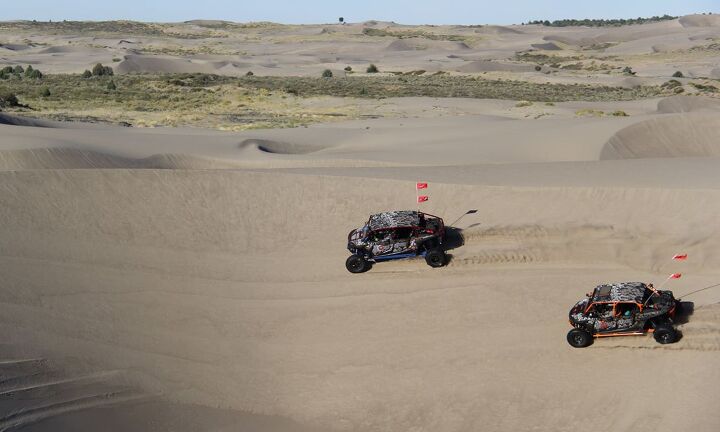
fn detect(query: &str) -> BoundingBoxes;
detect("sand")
[1,15,720,432]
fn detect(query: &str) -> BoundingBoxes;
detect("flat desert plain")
[1,15,720,432]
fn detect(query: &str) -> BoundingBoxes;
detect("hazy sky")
[1,0,718,25]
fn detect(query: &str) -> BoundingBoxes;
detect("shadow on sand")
[442,226,465,265]
[440,209,480,265]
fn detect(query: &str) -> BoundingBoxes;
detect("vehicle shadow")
[675,301,695,325]
[442,226,465,265]
[440,209,480,266]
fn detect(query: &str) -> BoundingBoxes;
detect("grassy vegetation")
[575,109,629,117]
[690,82,719,93]
[362,28,470,43]
[0,20,226,39]
[514,52,623,72]
[0,73,322,129]
[0,72,673,129]
[137,44,244,56]
[236,74,669,101]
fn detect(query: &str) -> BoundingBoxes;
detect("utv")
[346,210,446,273]
[567,282,681,348]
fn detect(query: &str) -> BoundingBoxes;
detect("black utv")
[346,210,446,273]
[567,282,681,348]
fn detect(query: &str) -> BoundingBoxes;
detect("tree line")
[526,15,677,27]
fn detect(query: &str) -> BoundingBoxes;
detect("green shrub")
[82,70,92,78]
[321,69,333,78]
[575,109,605,117]
[366,64,379,73]
[622,66,636,76]
[13,65,24,74]
[24,65,34,76]
[1,66,13,74]
[344,66,352,72]
[610,110,628,116]
[92,63,114,76]
[672,71,683,78]
[0,92,19,107]
[662,79,682,89]
[245,70,254,76]
[28,69,43,79]
[107,80,117,90]
[112,58,121,62]
[41,87,51,97]
[690,82,718,93]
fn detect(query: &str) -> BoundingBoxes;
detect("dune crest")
[679,14,720,28]
[601,113,720,159]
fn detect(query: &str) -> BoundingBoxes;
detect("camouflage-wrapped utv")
[346,210,445,273]
[567,282,681,348]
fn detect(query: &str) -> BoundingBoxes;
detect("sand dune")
[679,14,720,28]
[2,15,720,432]
[656,95,720,113]
[530,42,563,50]
[456,60,535,73]
[2,167,720,432]
[601,113,720,159]
[116,54,221,74]
[473,25,524,35]
[1,14,715,78]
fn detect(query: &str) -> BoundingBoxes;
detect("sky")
[1,0,718,25]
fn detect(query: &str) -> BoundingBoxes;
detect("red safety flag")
[672,254,687,261]
[416,182,428,190]
[670,273,682,279]
[417,195,429,203]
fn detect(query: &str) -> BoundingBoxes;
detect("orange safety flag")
[672,254,687,261]
[417,195,429,203]
[670,273,682,279]
[416,182,428,190]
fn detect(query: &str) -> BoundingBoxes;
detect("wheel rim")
[660,332,671,343]
[349,258,363,271]
[573,334,584,345]
[430,253,442,265]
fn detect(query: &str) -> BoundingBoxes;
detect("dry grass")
[0,20,227,39]
[0,72,672,129]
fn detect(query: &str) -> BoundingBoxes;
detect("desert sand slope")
[0,352,324,432]
[1,16,720,431]
[1,163,720,432]
[601,112,720,159]
[0,15,718,78]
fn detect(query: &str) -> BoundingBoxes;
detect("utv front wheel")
[425,248,446,268]
[653,325,678,344]
[346,255,369,273]
[567,328,593,348]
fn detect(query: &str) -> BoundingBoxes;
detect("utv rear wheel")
[425,248,446,268]
[346,255,369,273]
[653,325,678,344]
[567,328,593,348]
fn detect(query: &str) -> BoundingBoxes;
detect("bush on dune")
[92,63,114,76]
[0,91,19,108]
